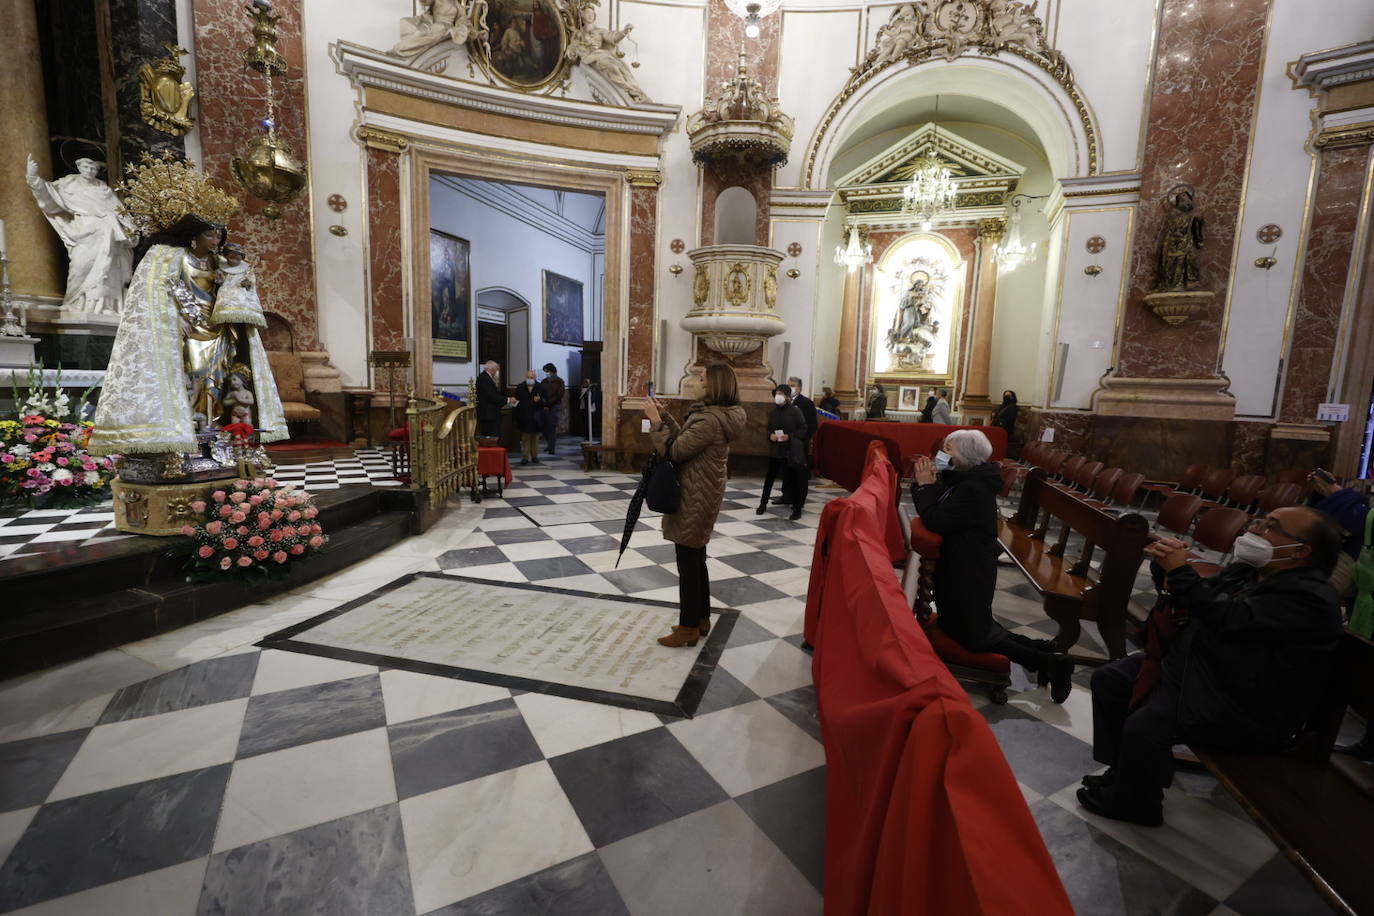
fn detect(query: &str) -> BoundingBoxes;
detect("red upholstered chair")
[999,464,1018,499]
[1198,468,1238,504]
[1139,462,1210,505]
[1074,460,1104,492]
[1040,450,1068,477]
[1186,507,1250,576]
[1086,471,1144,513]
[1057,454,1085,484]
[1255,482,1302,514]
[1275,469,1310,485]
[1203,474,1266,512]
[1154,492,1203,538]
[1087,467,1123,503]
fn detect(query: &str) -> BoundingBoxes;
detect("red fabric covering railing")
[805,455,1072,916]
[815,421,1007,491]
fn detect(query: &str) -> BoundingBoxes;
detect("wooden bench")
[1193,631,1374,916]
[998,468,1150,660]
[581,442,632,471]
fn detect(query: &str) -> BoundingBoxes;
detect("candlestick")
[0,218,7,254]
[0,253,25,338]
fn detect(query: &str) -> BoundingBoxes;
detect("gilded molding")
[977,218,1006,240]
[624,168,662,186]
[1314,123,1374,150]
[357,125,410,152]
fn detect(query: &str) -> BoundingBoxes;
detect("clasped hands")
[911,455,937,486]
[1145,535,1190,571]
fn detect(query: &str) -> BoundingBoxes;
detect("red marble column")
[698,0,781,246]
[1115,0,1270,379]
[365,147,405,354]
[626,182,659,398]
[192,0,318,348]
[1279,141,1373,422]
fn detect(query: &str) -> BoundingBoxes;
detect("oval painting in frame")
[484,0,568,90]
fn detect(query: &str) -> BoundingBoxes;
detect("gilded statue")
[1153,184,1204,292]
[137,43,195,136]
[566,6,650,103]
[25,155,137,314]
[89,154,287,458]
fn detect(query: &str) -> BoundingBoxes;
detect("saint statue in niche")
[1154,183,1205,292]
[885,263,946,371]
[566,5,651,103]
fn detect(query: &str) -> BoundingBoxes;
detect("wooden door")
[478,321,508,375]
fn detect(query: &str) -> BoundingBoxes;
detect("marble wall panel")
[1228,421,1270,476]
[1116,0,1270,380]
[109,0,185,166]
[35,2,110,170]
[1024,408,1094,457]
[192,0,318,348]
[626,185,658,397]
[1279,143,1372,423]
[365,148,403,356]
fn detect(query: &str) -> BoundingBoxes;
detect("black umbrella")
[616,451,660,567]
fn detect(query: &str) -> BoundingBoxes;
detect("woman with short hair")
[912,429,1075,703]
[644,364,748,647]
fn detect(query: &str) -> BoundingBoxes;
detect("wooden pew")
[1193,631,1374,916]
[998,468,1150,659]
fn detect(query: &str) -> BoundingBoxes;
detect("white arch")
[807,54,1099,189]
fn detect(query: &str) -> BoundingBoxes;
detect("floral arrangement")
[0,415,116,507]
[183,477,328,576]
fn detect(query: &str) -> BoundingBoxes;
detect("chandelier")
[901,152,958,231]
[994,195,1038,272]
[834,227,872,271]
[725,0,781,38]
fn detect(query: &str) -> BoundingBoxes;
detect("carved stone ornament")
[137,43,196,136]
[686,53,795,167]
[692,265,710,306]
[681,245,786,357]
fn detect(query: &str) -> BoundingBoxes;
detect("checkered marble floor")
[0,439,1330,915]
[0,449,401,567]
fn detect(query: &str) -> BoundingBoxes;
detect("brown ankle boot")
[698,616,711,637]
[657,626,700,648]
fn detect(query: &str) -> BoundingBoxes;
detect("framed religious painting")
[479,0,572,91]
[869,233,965,384]
[542,270,584,346]
[898,386,922,411]
[430,230,472,360]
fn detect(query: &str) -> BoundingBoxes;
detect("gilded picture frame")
[542,270,584,346]
[430,229,472,360]
[477,0,573,92]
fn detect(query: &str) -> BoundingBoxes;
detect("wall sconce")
[1254,248,1277,270]
[786,268,800,279]
[1083,264,1102,277]
[328,225,348,237]
[668,264,683,276]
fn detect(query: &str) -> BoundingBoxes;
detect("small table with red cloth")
[477,447,512,497]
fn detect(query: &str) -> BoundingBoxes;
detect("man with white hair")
[912,428,1075,703]
[475,359,511,438]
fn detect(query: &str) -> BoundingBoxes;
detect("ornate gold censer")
[230,0,307,219]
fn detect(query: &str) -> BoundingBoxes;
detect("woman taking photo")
[643,364,748,648]
[912,429,1075,703]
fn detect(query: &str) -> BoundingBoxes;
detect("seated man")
[1079,506,1344,826]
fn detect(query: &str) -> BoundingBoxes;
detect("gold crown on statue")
[118,152,239,235]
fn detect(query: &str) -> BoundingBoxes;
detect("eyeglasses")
[1247,516,1308,543]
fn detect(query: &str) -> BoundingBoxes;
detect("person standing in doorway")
[777,376,818,507]
[513,369,545,465]
[540,362,566,455]
[475,360,510,439]
[759,384,808,521]
[931,388,952,424]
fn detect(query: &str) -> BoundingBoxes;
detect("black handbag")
[645,442,680,514]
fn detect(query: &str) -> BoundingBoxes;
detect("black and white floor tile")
[0,438,1332,914]
[0,449,403,567]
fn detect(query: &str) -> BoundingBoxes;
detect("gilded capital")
[1314,123,1374,150]
[357,125,409,153]
[624,168,662,186]
[978,218,1006,241]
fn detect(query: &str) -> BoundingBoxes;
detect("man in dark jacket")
[512,369,545,465]
[540,362,566,455]
[777,376,818,506]
[1079,505,1345,826]
[757,384,808,520]
[475,360,510,438]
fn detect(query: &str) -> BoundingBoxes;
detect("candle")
[0,218,7,256]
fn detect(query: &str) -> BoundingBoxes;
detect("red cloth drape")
[809,460,1072,916]
[477,447,513,484]
[815,421,1008,492]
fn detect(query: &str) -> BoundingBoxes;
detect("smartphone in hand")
[1313,468,1336,484]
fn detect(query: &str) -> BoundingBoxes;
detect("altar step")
[0,485,425,677]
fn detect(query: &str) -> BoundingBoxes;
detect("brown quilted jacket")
[649,403,748,549]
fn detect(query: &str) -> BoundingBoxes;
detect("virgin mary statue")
[88,154,286,459]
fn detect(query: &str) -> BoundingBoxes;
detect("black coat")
[766,403,807,464]
[475,371,506,433]
[513,380,545,433]
[793,394,819,443]
[869,393,887,419]
[912,462,1005,650]
[819,396,840,414]
[993,402,1018,435]
[1162,563,1343,750]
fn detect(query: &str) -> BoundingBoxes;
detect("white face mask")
[1232,531,1300,568]
[934,450,953,471]
[525,377,535,385]
[774,394,787,406]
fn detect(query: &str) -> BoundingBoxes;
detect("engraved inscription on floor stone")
[287,577,697,703]
[520,500,648,527]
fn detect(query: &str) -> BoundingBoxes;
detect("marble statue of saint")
[566,7,650,104]
[888,275,932,348]
[870,5,922,69]
[391,0,486,58]
[25,155,137,314]
[1154,184,1204,291]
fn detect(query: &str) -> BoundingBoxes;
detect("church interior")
[1,0,1373,913]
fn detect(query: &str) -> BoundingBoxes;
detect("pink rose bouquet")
[185,478,328,579]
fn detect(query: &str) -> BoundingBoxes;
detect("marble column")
[192,0,319,349]
[2,0,64,301]
[107,0,186,168]
[363,139,406,357]
[626,175,660,403]
[962,218,1004,421]
[832,259,863,413]
[1107,0,1270,418]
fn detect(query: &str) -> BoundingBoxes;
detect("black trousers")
[779,439,811,497]
[1090,653,1179,801]
[985,631,1048,669]
[542,407,561,452]
[761,457,807,509]
[674,543,709,628]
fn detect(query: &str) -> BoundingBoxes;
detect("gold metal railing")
[405,395,479,510]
